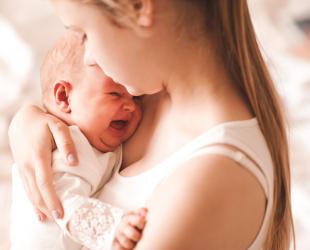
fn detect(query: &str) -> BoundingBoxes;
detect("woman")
[9,1,294,249]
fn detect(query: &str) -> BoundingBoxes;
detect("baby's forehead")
[102,77,131,93]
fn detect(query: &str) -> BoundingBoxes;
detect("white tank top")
[98,118,274,250]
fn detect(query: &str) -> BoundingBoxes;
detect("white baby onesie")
[10,126,123,250]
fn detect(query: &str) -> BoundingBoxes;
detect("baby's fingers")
[125,213,146,230]
[116,233,136,250]
[122,224,142,242]
[112,238,128,250]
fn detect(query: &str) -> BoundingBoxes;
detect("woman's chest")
[98,133,184,210]
[99,130,194,210]
[121,124,193,177]
[120,93,200,177]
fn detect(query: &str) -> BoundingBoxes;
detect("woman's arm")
[8,105,78,220]
[8,105,147,249]
[134,155,266,249]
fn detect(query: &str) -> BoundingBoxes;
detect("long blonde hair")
[71,0,295,248]
[206,2,295,249]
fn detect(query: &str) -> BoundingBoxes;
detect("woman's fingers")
[23,171,50,218]
[8,106,69,220]
[18,165,49,220]
[34,156,64,219]
[48,119,78,166]
[35,208,46,222]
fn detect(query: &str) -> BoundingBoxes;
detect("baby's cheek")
[133,108,143,129]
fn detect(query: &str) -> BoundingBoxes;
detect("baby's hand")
[112,208,148,250]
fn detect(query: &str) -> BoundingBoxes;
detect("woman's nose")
[84,47,97,66]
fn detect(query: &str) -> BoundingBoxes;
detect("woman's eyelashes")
[81,34,87,44]
[133,96,142,103]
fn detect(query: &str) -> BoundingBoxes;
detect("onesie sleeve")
[53,170,124,249]
[65,198,124,250]
[52,126,124,249]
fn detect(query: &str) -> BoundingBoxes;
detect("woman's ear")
[135,0,154,27]
[53,81,72,113]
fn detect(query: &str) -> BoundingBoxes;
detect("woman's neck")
[161,45,254,137]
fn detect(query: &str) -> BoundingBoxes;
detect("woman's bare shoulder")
[136,154,266,249]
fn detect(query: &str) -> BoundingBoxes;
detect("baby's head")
[41,32,142,152]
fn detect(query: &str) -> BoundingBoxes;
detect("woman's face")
[51,0,165,96]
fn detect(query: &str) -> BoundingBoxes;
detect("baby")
[10,32,145,250]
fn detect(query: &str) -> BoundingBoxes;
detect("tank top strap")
[139,119,273,202]
[149,135,273,250]
[148,133,273,201]
[114,118,273,204]
[189,145,269,197]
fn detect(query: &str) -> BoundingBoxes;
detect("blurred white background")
[0,0,309,249]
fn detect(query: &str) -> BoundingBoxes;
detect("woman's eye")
[81,34,87,44]
[133,96,142,102]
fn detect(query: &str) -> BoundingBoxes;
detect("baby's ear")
[53,81,72,113]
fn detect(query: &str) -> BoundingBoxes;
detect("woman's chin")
[125,85,163,96]
[120,85,142,96]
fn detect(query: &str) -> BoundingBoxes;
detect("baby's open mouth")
[110,120,129,130]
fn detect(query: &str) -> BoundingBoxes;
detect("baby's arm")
[53,160,127,249]
[53,126,147,249]
[66,199,147,250]
[49,126,123,248]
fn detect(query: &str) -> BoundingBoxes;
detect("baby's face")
[69,64,142,152]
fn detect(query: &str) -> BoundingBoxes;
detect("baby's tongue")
[110,120,127,130]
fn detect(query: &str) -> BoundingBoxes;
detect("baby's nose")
[123,98,136,112]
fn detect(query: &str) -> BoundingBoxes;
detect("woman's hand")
[112,208,148,250]
[8,105,78,221]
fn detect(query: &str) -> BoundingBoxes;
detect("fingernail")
[52,210,61,220]
[139,208,148,217]
[37,214,42,221]
[67,154,77,165]
[37,213,46,222]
